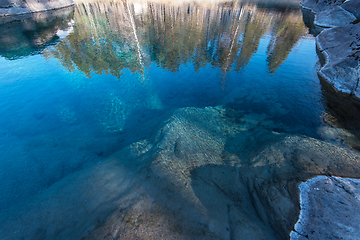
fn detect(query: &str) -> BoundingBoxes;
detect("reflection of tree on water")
[43,1,148,79]
[43,0,307,79]
[266,11,306,73]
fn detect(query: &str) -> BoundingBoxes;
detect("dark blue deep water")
[0,1,356,239]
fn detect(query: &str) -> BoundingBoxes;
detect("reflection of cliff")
[43,0,307,78]
[0,6,74,60]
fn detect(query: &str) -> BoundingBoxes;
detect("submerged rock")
[1,107,360,240]
[291,176,360,240]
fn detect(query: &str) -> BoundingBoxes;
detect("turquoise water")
[0,1,354,239]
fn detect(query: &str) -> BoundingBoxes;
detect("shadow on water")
[102,108,172,157]
[319,76,360,149]
[300,8,323,36]
[0,5,74,59]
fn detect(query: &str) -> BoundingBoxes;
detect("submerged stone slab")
[291,176,360,240]
[1,107,360,240]
[314,5,356,28]
[317,23,360,97]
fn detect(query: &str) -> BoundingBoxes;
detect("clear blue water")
[0,1,348,239]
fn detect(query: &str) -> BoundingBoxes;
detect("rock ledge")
[301,0,360,99]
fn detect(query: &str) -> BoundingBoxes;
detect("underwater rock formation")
[301,0,360,99]
[0,0,74,16]
[1,106,360,240]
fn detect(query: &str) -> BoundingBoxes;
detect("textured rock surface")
[314,6,356,28]
[301,0,344,14]
[301,0,360,99]
[1,106,360,240]
[0,0,74,16]
[317,23,360,97]
[342,0,360,19]
[291,176,360,240]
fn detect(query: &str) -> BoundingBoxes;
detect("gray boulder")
[291,176,360,240]
[314,5,357,28]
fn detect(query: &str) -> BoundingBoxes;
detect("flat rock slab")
[342,0,360,19]
[315,5,356,28]
[291,176,360,240]
[301,0,345,14]
[301,0,360,99]
[317,22,360,97]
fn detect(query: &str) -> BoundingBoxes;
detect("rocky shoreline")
[291,2,360,239]
[301,0,360,99]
